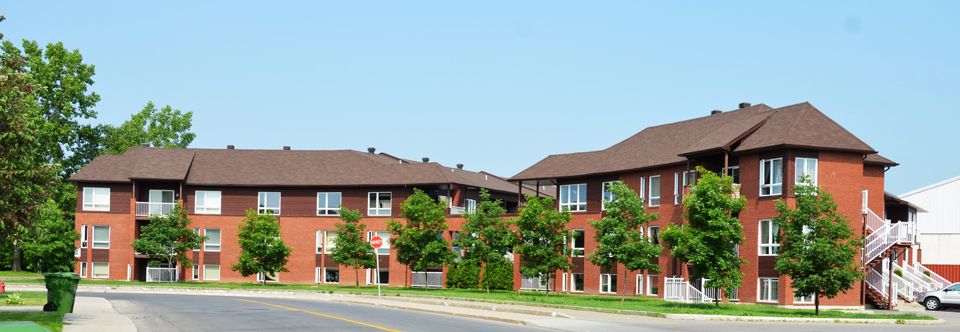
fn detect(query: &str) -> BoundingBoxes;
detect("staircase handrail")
[864,208,885,233]
[915,264,950,290]
[865,223,894,263]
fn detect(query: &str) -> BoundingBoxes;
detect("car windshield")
[947,284,960,292]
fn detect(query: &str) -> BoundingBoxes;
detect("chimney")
[226,145,235,150]
[367,147,376,154]
[422,157,430,163]
[739,102,751,109]
[456,163,464,170]
[711,110,723,115]
[283,146,291,150]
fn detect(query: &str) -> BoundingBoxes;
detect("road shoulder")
[64,297,136,332]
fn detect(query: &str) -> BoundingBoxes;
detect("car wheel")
[924,297,941,310]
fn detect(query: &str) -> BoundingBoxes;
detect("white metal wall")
[902,177,960,265]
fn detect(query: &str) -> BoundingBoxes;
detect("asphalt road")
[79,292,545,332]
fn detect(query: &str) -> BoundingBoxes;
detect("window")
[368,192,392,216]
[370,231,390,255]
[639,177,645,200]
[257,272,279,283]
[759,219,780,256]
[258,192,281,215]
[635,275,644,295]
[373,268,389,285]
[195,191,221,214]
[726,166,741,184]
[648,226,660,245]
[466,199,477,213]
[601,181,618,210]
[92,262,109,279]
[647,274,659,296]
[673,172,680,205]
[683,170,697,188]
[92,226,110,249]
[203,265,220,281]
[648,176,661,207]
[561,272,568,291]
[193,228,200,251]
[316,192,342,216]
[794,291,814,304]
[204,229,221,252]
[80,225,88,248]
[324,267,340,283]
[795,157,818,186]
[571,273,584,292]
[759,277,779,302]
[600,274,617,294]
[570,229,585,257]
[559,184,587,212]
[450,231,462,257]
[316,230,324,254]
[79,262,88,278]
[323,231,338,254]
[82,187,110,211]
[192,265,199,280]
[727,287,740,301]
[760,158,783,196]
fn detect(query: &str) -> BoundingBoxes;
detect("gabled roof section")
[734,102,876,154]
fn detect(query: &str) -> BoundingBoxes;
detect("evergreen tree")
[232,210,292,283]
[588,181,661,299]
[514,195,571,294]
[454,189,516,291]
[131,203,204,270]
[775,178,863,315]
[661,167,746,305]
[331,208,377,287]
[387,189,452,287]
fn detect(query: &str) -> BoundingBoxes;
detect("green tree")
[131,203,204,270]
[331,208,377,287]
[514,195,571,294]
[661,167,746,306]
[588,181,661,299]
[454,189,516,291]
[775,178,863,315]
[388,189,452,287]
[20,200,78,272]
[232,210,292,283]
[0,46,61,271]
[102,101,195,155]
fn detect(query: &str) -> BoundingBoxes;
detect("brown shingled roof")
[865,154,898,166]
[70,147,522,194]
[512,102,883,181]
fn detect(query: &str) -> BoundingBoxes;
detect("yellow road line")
[240,298,401,332]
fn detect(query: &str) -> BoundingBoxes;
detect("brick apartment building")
[70,101,944,308]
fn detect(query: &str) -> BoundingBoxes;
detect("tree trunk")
[621,268,627,303]
[815,292,820,316]
[355,268,360,287]
[478,261,486,291]
[12,242,22,272]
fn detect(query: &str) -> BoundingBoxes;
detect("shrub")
[446,260,481,289]
[482,261,514,290]
[894,269,903,277]
[5,293,24,305]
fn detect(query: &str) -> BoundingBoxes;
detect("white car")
[921,282,960,310]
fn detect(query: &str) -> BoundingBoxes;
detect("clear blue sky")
[4,1,957,194]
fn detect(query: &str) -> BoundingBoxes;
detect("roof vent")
[283,146,291,150]
[226,145,235,149]
[456,163,464,170]
[738,102,751,109]
[367,147,376,154]
[422,157,430,163]
[711,110,723,115]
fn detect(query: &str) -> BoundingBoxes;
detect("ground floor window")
[192,265,199,280]
[635,275,644,295]
[80,262,88,278]
[561,273,568,291]
[203,265,220,281]
[794,291,814,304]
[571,273,584,292]
[257,272,279,283]
[92,262,109,279]
[647,274,659,296]
[727,287,739,302]
[325,267,340,284]
[758,277,779,303]
[600,274,617,294]
[373,268,389,285]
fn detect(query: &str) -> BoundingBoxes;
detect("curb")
[663,313,946,325]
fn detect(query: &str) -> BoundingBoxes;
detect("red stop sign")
[370,236,383,249]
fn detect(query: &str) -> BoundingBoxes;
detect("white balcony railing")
[146,267,178,282]
[136,202,176,217]
[664,277,714,303]
[449,206,466,215]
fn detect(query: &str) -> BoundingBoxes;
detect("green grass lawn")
[0,312,63,332]
[0,291,47,306]
[0,271,43,278]
[3,277,932,320]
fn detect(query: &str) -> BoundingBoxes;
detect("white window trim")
[194,190,222,215]
[648,176,661,207]
[639,177,645,200]
[562,272,569,292]
[570,273,584,293]
[203,264,221,281]
[758,219,780,256]
[316,192,342,216]
[635,274,644,295]
[323,267,340,284]
[257,191,281,215]
[758,277,780,303]
[367,192,392,216]
[648,226,660,244]
[316,230,323,254]
[647,274,659,296]
[256,272,279,283]
[80,224,88,248]
[324,230,338,254]
[79,262,88,278]
[795,157,819,186]
[601,181,617,211]
[465,199,477,213]
[92,225,110,249]
[91,262,109,279]
[673,172,680,205]
[600,274,617,294]
[726,165,741,184]
[192,264,200,280]
[559,183,587,212]
[759,158,783,197]
[82,187,111,211]
[794,290,815,304]
[203,229,221,252]
[570,229,585,257]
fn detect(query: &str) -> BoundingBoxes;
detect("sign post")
[371,236,383,298]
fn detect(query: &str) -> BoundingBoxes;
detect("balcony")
[136,202,176,217]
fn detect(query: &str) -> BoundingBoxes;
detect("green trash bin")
[43,272,80,313]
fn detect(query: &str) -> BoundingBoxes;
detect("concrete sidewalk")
[63,297,136,332]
